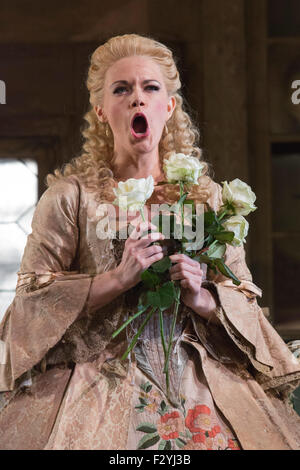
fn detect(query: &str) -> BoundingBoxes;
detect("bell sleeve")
[188,181,300,394]
[0,176,93,391]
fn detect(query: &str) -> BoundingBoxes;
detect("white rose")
[113,175,154,213]
[163,153,205,184]
[222,178,257,216]
[223,215,249,247]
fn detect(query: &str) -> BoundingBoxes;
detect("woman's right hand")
[114,221,166,291]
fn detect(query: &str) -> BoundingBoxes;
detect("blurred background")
[0,1,299,351]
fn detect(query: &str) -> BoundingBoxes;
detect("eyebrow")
[110,79,161,88]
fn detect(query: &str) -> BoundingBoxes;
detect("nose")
[131,98,145,108]
[130,90,145,108]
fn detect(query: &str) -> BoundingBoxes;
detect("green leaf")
[135,404,145,411]
[139,397,148,405]
[214,258,241,286]
[136,422,158,433]
[192,253,211,264]
[204,210,219,228]
[146,282,176,310]
[165,440,172,450]
[206,243,226,259]
[140,381,152,392]
[158,440,168,450]
[141,269,161,288]
[214,230,235,243]
[175,438,186,448]
[151,256,172,273]
[137,433,160,450]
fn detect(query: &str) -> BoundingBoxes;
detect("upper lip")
[130,112,149,130]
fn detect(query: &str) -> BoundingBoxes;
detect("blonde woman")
[0,34,300,450]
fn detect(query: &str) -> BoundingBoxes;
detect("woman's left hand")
[169,253,206,312]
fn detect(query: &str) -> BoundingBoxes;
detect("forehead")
[105,56,164,84]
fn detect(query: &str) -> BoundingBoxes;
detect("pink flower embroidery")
[157,411,185,440]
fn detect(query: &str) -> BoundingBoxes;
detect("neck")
[111,147,165,184]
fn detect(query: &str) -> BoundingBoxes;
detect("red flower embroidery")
[192,432,206,444]
[161,411,180,423]
[185,404,211,433]
[208,425,221,438]
[228,438,240,450]
[191,425,221,446]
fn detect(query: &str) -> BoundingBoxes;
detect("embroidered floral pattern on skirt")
[133,380,241,450]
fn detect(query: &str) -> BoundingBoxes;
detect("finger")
[144,250,165,269]
[129,221,159,241]
[142,244,166,258]
[138,231,165,247]
[170,270,202,282]
[169,253,200,268]
[170,262,202,277]
[200,263,208,279]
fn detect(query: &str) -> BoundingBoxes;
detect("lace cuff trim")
[16,270,89,294]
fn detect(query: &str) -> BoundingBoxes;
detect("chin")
[131,137,156,152]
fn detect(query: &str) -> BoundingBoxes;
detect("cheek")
[108,104,124,128]
[154,101,168,122]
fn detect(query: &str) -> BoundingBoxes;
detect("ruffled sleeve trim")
[0,273,93,391]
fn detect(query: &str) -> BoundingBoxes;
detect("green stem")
[159,308,169,395]
[218,209,228,222]
[112,304,149,338]
[140,206,146,223]
[163,297,180,398]
[121,307,156,361]
[179,181,185,254]
[159,309,167,357]
[163,296,180,375]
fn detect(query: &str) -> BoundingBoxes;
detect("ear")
[94,105,107,123]
[167,96,176,120]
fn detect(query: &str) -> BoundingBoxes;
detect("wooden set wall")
[0,0,299,337]
[0,0,249,191]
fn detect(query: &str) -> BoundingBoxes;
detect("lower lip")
[130,126,150,139]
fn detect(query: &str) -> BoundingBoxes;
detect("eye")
[146,85,160,91]
[113,86,128,95]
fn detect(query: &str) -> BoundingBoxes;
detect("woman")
[0,34,300,450]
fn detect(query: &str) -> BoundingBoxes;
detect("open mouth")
[130,113,150,138]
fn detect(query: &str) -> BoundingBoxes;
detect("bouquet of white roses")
[112,153,257,399]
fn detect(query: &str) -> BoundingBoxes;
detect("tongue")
[133,116,147,134]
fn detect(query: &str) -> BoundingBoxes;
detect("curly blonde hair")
[46,33,213,205]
